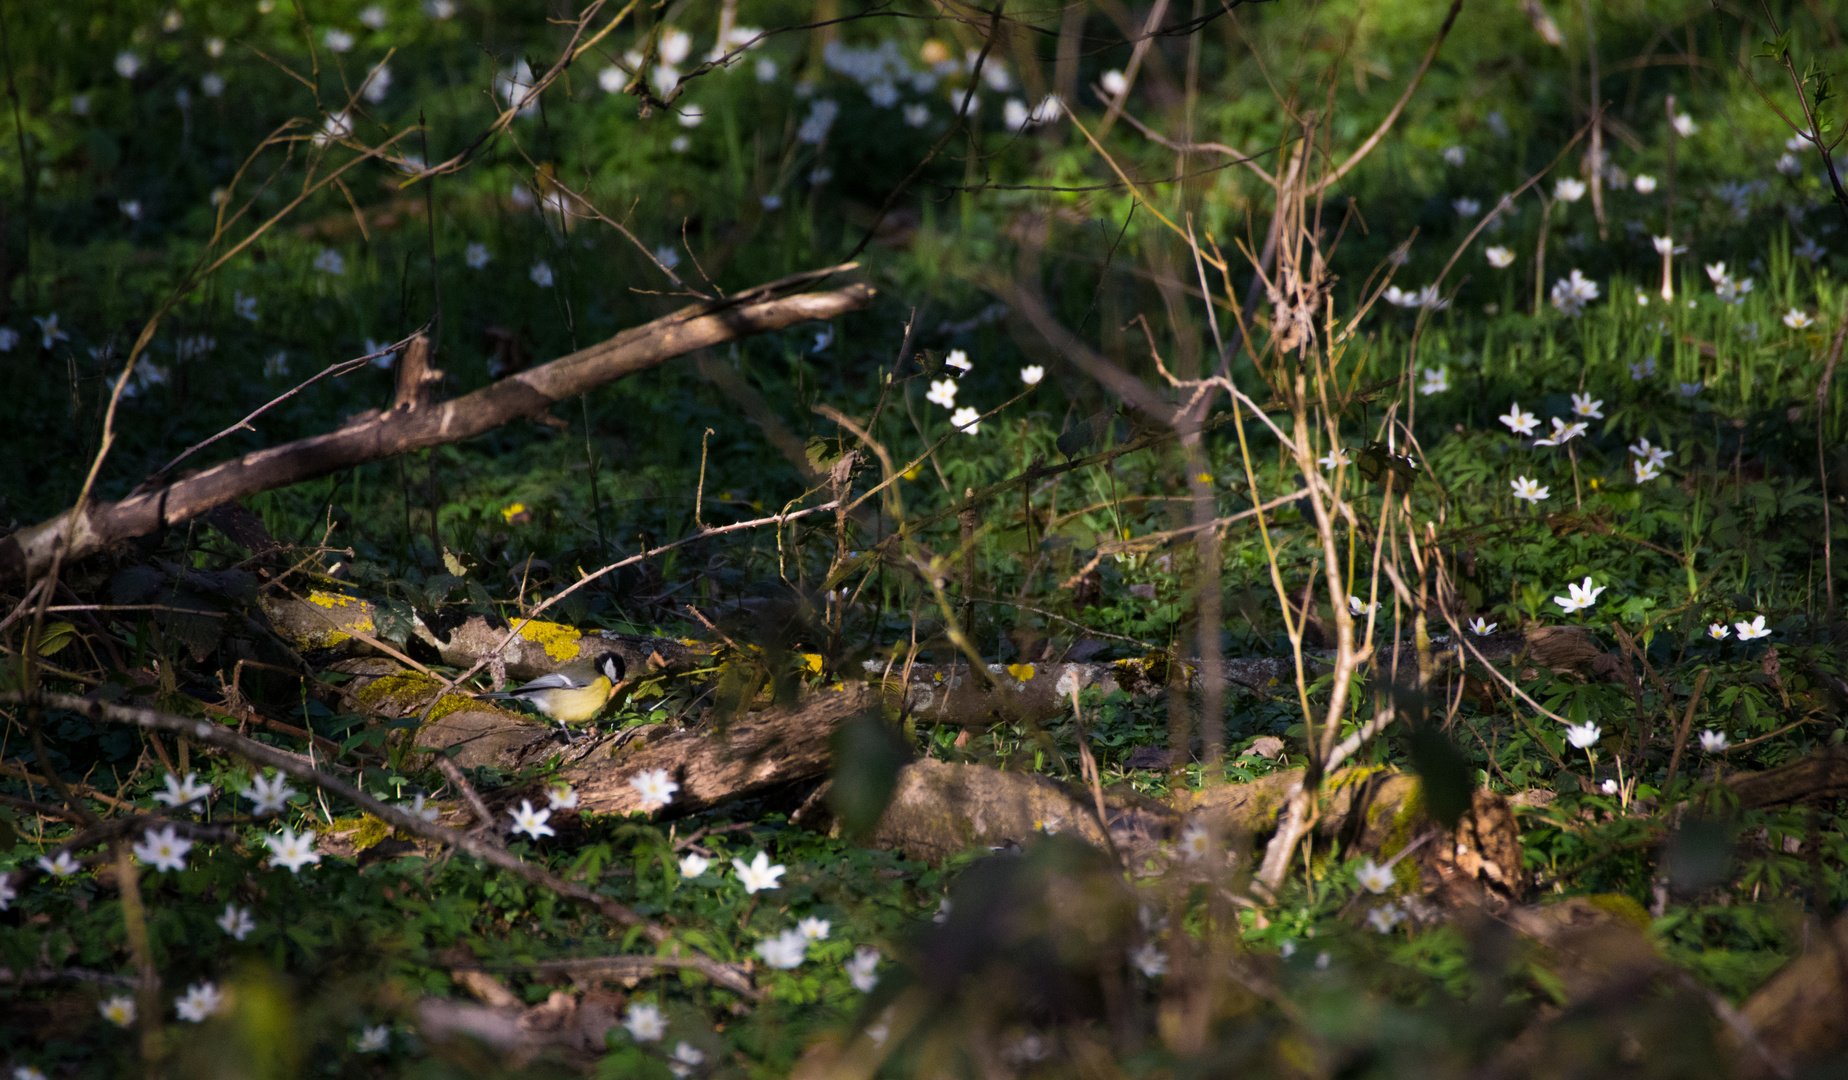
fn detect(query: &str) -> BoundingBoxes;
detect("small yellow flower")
[1195,472,1214,485]
[799,652,825,675]
[1006,663,1036,684]
[500,502,529,524]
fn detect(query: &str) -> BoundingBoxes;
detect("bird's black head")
[598,653,626,683]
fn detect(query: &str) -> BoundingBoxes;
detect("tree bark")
[560,684,878,817]
[1727,745,1848,810]
[0,266,874,587]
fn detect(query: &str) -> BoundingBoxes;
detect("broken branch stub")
[0,267,874,587]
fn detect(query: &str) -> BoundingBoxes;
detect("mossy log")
[866,759,1523,909]
[260,590,700,680]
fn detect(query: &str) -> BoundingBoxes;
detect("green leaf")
[1353,442,1418,488]
[37,621,78,657]
[804,436,846,473]
[1406,722,1473,829]
[828,712,913,840]
[1057,406,1118,460]
[376,598,416,646]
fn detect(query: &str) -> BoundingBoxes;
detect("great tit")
[478,653,627,740]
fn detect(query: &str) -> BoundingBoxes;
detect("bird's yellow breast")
[530,675,613,724]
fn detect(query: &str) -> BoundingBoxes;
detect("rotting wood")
[559,684,880,818]
[1726,745,1848,810]
[390,332,443,412]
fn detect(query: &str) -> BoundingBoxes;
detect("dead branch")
[0,266,873,587]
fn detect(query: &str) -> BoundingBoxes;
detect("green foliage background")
[1,0,1847,1076]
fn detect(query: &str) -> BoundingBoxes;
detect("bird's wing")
[510,672,583,692]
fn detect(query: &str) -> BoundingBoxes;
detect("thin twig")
[1663,669,1712,790]
[432,754,500,839]
[1307,0,1466,196]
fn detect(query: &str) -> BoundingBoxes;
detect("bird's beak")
[608,678,638,709]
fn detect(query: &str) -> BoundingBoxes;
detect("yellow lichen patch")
[1375,776,1425,854]
[514,618,585,661]
[260,592,376,650]
[1113,653,1178,685]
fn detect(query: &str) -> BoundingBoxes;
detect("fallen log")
[0,265,874,587]
[857,756,1524,911]
[263,591,701,681]
[862,757,1119,863]
[559,684,879,818]
[417,988,624,1069]
[1726,745,1848,810]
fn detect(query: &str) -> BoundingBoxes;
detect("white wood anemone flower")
[1553,577,1606,613]
[733,851,786,893]
[507,801,555,840]
[265,826,322,872]
[1510,476,1549,503]
[134,826,193,873]
[1498,403,1537,435]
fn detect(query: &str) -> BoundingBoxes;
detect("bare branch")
[0,269,873,587]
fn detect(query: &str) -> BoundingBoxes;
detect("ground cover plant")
[1,0,1846,1077]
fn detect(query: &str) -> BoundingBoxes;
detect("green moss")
[355,670,479,724]
[1588,892,1654,930]
[346,815,392,852]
